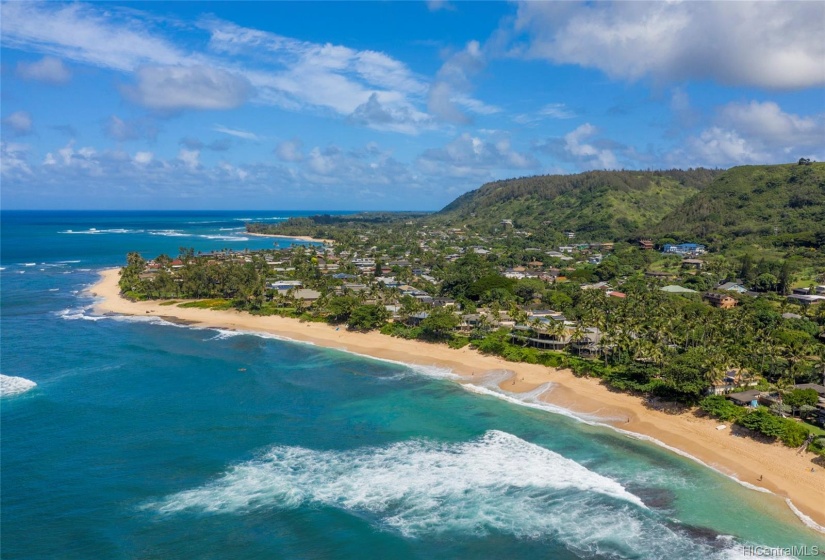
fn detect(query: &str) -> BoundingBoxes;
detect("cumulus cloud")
[417,132,539,178]
[16,56,72,84]
[0,142,33,176]
[512,1,825,89]
[177,148,200,169]
[535,123,622,170]
[348,93,433,134]
[2,111,33,136]
[674,101,825,166]
[275,139,304,162]
[121,65,251,112]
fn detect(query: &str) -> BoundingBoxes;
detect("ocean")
[1,210,823,559]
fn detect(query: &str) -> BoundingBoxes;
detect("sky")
[1,1,824,211]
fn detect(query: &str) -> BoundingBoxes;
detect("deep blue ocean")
[1,210,823,559]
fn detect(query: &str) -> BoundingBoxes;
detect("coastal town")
[117,213,825,462]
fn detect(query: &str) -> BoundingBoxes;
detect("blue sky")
[1,1,823,210]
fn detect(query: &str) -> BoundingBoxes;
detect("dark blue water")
[2,211,823,559]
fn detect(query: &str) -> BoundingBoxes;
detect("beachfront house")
[510,319,571,350]
[728,390,762,407]
[707,370,758,395]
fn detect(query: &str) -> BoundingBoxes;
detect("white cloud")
[347,93,433,134]
[428,40,489,124]
[0,2,186,72]
[534,123,623,170]
[275,139,304,162]
[134,151,153,165]
[1,4,436,132]
[2,111,33,136]
[515,103,575,125]
[563,124,618,169]
[513,1,825,89]
[674,101,825,166]
[417,132,539,178]
[212,125,259,141]
[122,65,251,111]
[682,127,763,166]
[177,148,200,169]
[15,56,72,84]
[718,101,824,149]
[0,142,32,176]
[539,103,575,119]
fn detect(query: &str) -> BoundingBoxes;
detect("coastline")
[246,231,335,244]
[90,268,825,531]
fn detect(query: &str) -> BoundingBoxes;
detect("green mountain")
[654,162,825,249]
[434,169,722,239]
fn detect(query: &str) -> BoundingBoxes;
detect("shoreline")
[246,231,335,244]
[90,268,825,531]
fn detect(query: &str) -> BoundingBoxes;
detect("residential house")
[728,390,762,407]
[704,292,737,309]
[787,294,825,306]
[570,327,602,358]
[662,243,707,255]
[639,239,654,250]
[510,320,571,350]
[717,282,748,294]
[681,259,704,269]
[707,370,758,395]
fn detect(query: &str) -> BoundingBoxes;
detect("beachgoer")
[758,475,763,481]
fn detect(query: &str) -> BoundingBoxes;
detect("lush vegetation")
[700,395,820,452]
[118,162,825,459]
[433,168,723,238]
[655,162,825,250]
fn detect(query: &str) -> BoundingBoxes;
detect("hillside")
[433,169,722,239]
[654,162,825,249]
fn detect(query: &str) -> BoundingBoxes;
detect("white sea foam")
[149,229,189,237]
[58,260,81,263]
[201,234,249,242]
[48,288,60,292]
[146,431,763,557]
[149,430,643,522]
[0,267,5,271]
[0,374,37,397]
[59,228,142,235]
[785,499,825,534]
[22,262,36,266]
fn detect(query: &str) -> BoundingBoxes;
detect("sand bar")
[90,268,825,530]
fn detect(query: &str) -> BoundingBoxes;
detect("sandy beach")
[91,268,825,530]
[247,232,335,244]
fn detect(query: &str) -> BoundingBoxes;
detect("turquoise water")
[2,211,823,559]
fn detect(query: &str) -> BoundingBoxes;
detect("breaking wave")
[0,374,37,397]
[145,430,757,557]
